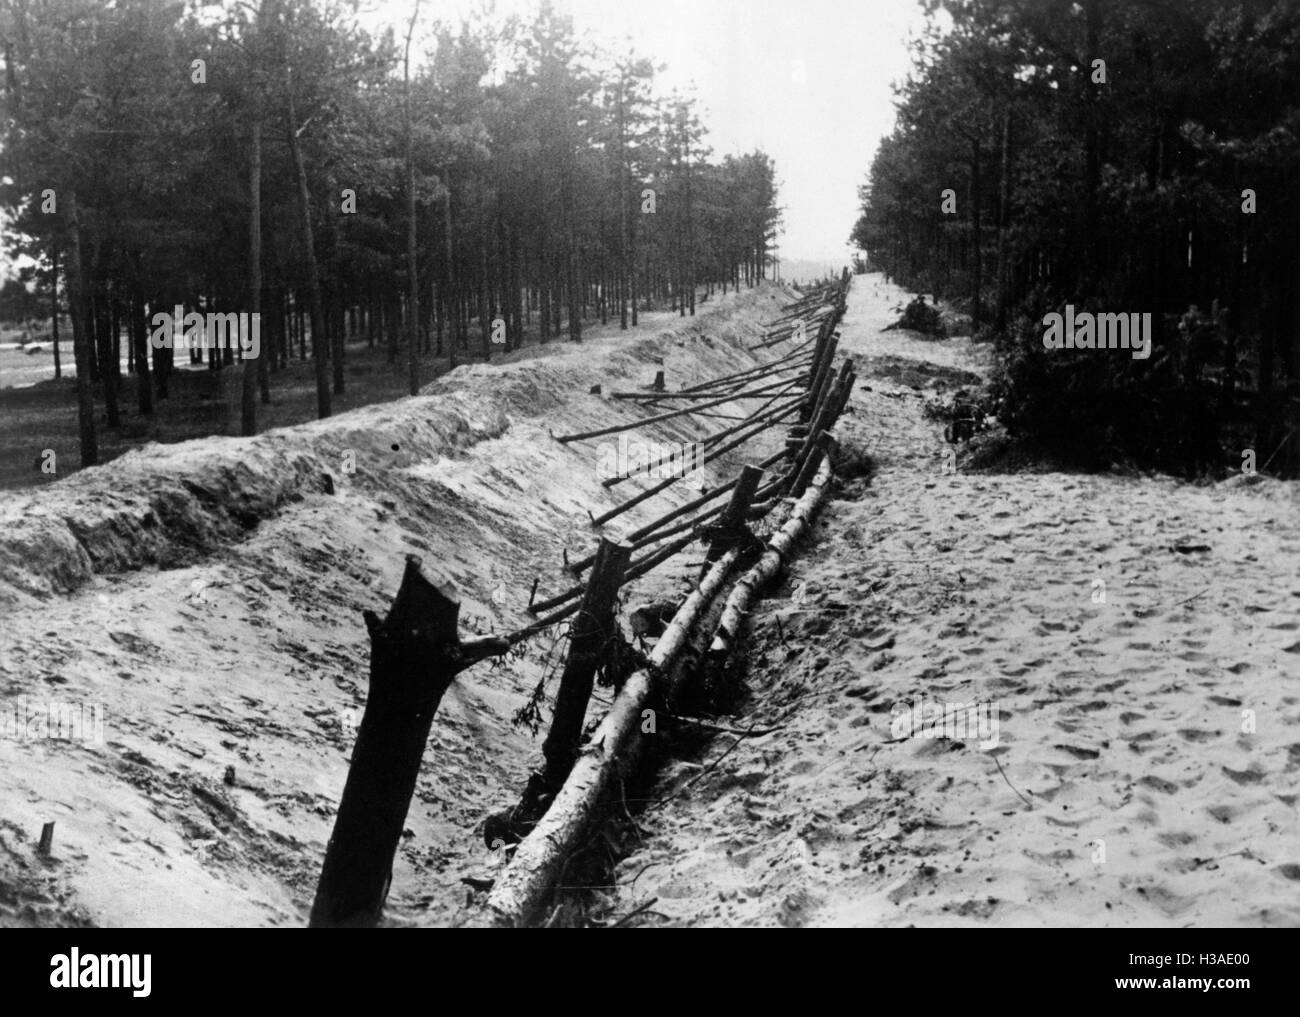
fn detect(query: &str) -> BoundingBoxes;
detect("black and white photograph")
[0,0,1295,965]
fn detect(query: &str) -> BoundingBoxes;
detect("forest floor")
[607,273,1300,927]
[0,295,723,492]
[0,280,793,927]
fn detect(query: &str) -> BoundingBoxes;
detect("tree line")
[851,0,1300,475]
[1,0,783,465]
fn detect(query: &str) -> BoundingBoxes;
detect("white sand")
[610,274,1300,927]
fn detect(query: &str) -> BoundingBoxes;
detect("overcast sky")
[372,0,929,265]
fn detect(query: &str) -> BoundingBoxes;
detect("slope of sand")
[0,283,796,927]
[610,273,1300,927]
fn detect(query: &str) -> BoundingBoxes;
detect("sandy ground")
[609,273,1300,928]
[0,282,797,927]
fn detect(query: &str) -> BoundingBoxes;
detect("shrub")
[884,295,945,338]
[990,309,1223,474]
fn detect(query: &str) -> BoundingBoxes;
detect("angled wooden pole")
[701,464,762,575]
[542,538,633,786]
[791,430,835,497]
[487,539,632,846]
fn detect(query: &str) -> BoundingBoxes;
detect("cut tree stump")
[309,556,508,929]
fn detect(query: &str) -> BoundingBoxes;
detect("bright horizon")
[380,0,928,265]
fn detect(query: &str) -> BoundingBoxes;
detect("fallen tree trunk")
[709,458,834,662]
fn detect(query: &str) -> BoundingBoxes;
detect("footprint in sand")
[951,897,1000,919]
[1023,847,1075,866]
[1222,766,1265,785]
[886,864,940,905]
[1136,882,1197,918]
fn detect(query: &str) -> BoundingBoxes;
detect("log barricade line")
[309,275,855,929]
[482,457,839,927]
[473,273,854,926]
[532,275,850,608]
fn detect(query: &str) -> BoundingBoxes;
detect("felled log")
[708,459,834,663]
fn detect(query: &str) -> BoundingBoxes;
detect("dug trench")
[0,281,813,928]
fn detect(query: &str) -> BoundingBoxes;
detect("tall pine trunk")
[404,0,421,394]
[243,114,262,436]
[65,189,98,466]
[50,243,62,379]
[287,73,331,419]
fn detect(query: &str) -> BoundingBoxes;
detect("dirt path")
[611,273,1300,928]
